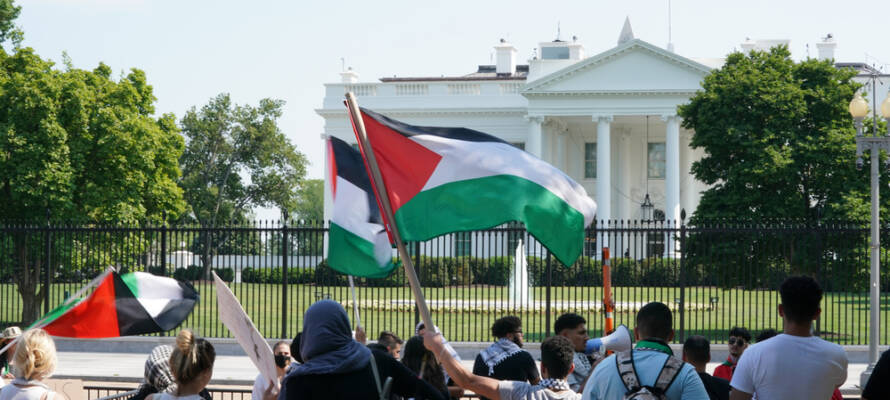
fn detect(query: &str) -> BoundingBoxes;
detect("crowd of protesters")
[1,275,888,400]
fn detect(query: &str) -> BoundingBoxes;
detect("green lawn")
[2,282,887,345]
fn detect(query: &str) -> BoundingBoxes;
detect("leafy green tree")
[0,48,186,323]
[292,179,323,222]
[0,0,21,46]
[179,94,307,276]
[678,46,887,281]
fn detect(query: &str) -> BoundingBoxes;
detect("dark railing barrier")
[1,218,888,345]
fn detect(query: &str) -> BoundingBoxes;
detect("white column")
[663,114,681,256]
[525,116,544,158]
[556,131,566,172]
[595,115,613,223]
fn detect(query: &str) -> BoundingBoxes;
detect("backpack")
[616,350,684,400]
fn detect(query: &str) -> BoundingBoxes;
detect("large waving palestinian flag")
[327,136,398,278]
[349,107,597,266]
[39,271,198,338]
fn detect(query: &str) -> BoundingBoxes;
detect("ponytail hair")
[169,329,215,385]
[13,328,57,381]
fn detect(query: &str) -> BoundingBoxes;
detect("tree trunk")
[13,233,45,326]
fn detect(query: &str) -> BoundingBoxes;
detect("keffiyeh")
[538,378,571,392]
[479,338,522,375]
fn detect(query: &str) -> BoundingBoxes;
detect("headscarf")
[290,300,370,376]
[144,345,176,393]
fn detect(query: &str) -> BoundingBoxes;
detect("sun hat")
[1,326,22,339]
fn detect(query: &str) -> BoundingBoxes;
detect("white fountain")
[508,239,532,309]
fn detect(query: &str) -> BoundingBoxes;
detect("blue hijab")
[291,300,370,376]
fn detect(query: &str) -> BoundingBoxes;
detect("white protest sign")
[213,272,279,389]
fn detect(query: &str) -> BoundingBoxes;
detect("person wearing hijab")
[280,300,446,400]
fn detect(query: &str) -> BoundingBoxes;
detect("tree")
[679,46,871,221]
[292,179,323,222]
[678,46,888,281]
[179,94,307,276]
[0,48,186,323]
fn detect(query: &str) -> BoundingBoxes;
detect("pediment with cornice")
[522,39,712,96]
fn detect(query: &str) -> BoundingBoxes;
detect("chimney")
[816,34,836,61]
[340,67,359,83]
[495,39,517,76]
[740,37,756,53]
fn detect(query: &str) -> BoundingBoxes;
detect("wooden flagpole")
[344,92,435,333]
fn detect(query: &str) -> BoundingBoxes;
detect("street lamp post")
[851,90,890,388]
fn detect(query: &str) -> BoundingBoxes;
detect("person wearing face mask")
[472,316,540,400]
[251,341,291,400]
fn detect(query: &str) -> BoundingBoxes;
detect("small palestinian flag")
[326,136,398,278]
[40,271,198,338]
[349,107,597,267]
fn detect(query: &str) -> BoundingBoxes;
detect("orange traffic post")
[603,247,613,334]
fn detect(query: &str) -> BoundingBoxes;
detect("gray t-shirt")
[498,381,581,400]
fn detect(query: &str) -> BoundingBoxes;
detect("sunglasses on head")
[728,337,746,346]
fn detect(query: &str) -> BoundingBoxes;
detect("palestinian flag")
[327,136,398,278]
[349,107,596,266]
[39,271,198,338]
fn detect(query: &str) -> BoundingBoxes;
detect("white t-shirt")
[0,382,54,400]
[730,334,847,400]
[498,381,581,400]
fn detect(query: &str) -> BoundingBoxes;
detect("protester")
[424,331,580,400]
[713,327,750,381]
[582,302,708,400]
[402,336,459,399]
[472,316,540,400]
[0,327,22,381]
[378,331,404,361]
[683,336,729,400]
[754,329,777,343]
[252,341,291,400]
[729,276,847,400]
[862,349,890,400]
[281,300,446,399]
[554,313,594,392]
[0,328,57,400]
[145,329,216,400]
[131,345,212,400]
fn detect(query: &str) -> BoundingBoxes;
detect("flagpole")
[345,92,435,333]
[348,275,362,328]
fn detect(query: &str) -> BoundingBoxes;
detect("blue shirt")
[581,349,709,400]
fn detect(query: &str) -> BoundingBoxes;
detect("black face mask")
[274,354,290,368]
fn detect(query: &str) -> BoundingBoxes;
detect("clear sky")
[18,0,890,218]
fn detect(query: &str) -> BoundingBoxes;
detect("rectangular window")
[584,143,596,179]
[453,232,472,256]
[648,143,666,179]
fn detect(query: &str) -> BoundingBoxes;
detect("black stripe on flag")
[360,107,510,145]
[111,272,163,336]
[330,136,383,225]
[153,281,199,331]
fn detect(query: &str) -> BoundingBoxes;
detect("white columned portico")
[663,114,681,256]
[555,130,566,172]
[595,115,613,224]
[526,116,544,158]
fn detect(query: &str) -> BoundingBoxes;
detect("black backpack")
[616,350,684,400]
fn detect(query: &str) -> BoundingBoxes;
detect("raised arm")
[423,331,501,400]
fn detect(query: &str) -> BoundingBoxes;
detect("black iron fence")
[1,218,888,345]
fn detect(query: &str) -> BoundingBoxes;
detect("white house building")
[316,21,889,258]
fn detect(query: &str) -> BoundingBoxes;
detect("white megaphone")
[584,324,632,355]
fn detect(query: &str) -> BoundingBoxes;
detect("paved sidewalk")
[53,350,867,395]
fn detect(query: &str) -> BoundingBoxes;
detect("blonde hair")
[13,328,57,381]
[169,329,215,385]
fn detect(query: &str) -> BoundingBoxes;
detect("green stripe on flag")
[328,222,398,278]
[120,272,140,297]
[394,174,586,266]
[29,300,79,329]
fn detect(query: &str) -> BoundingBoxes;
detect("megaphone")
[585,324,632,355]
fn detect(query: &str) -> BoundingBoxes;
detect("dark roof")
[379,65,528,82]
